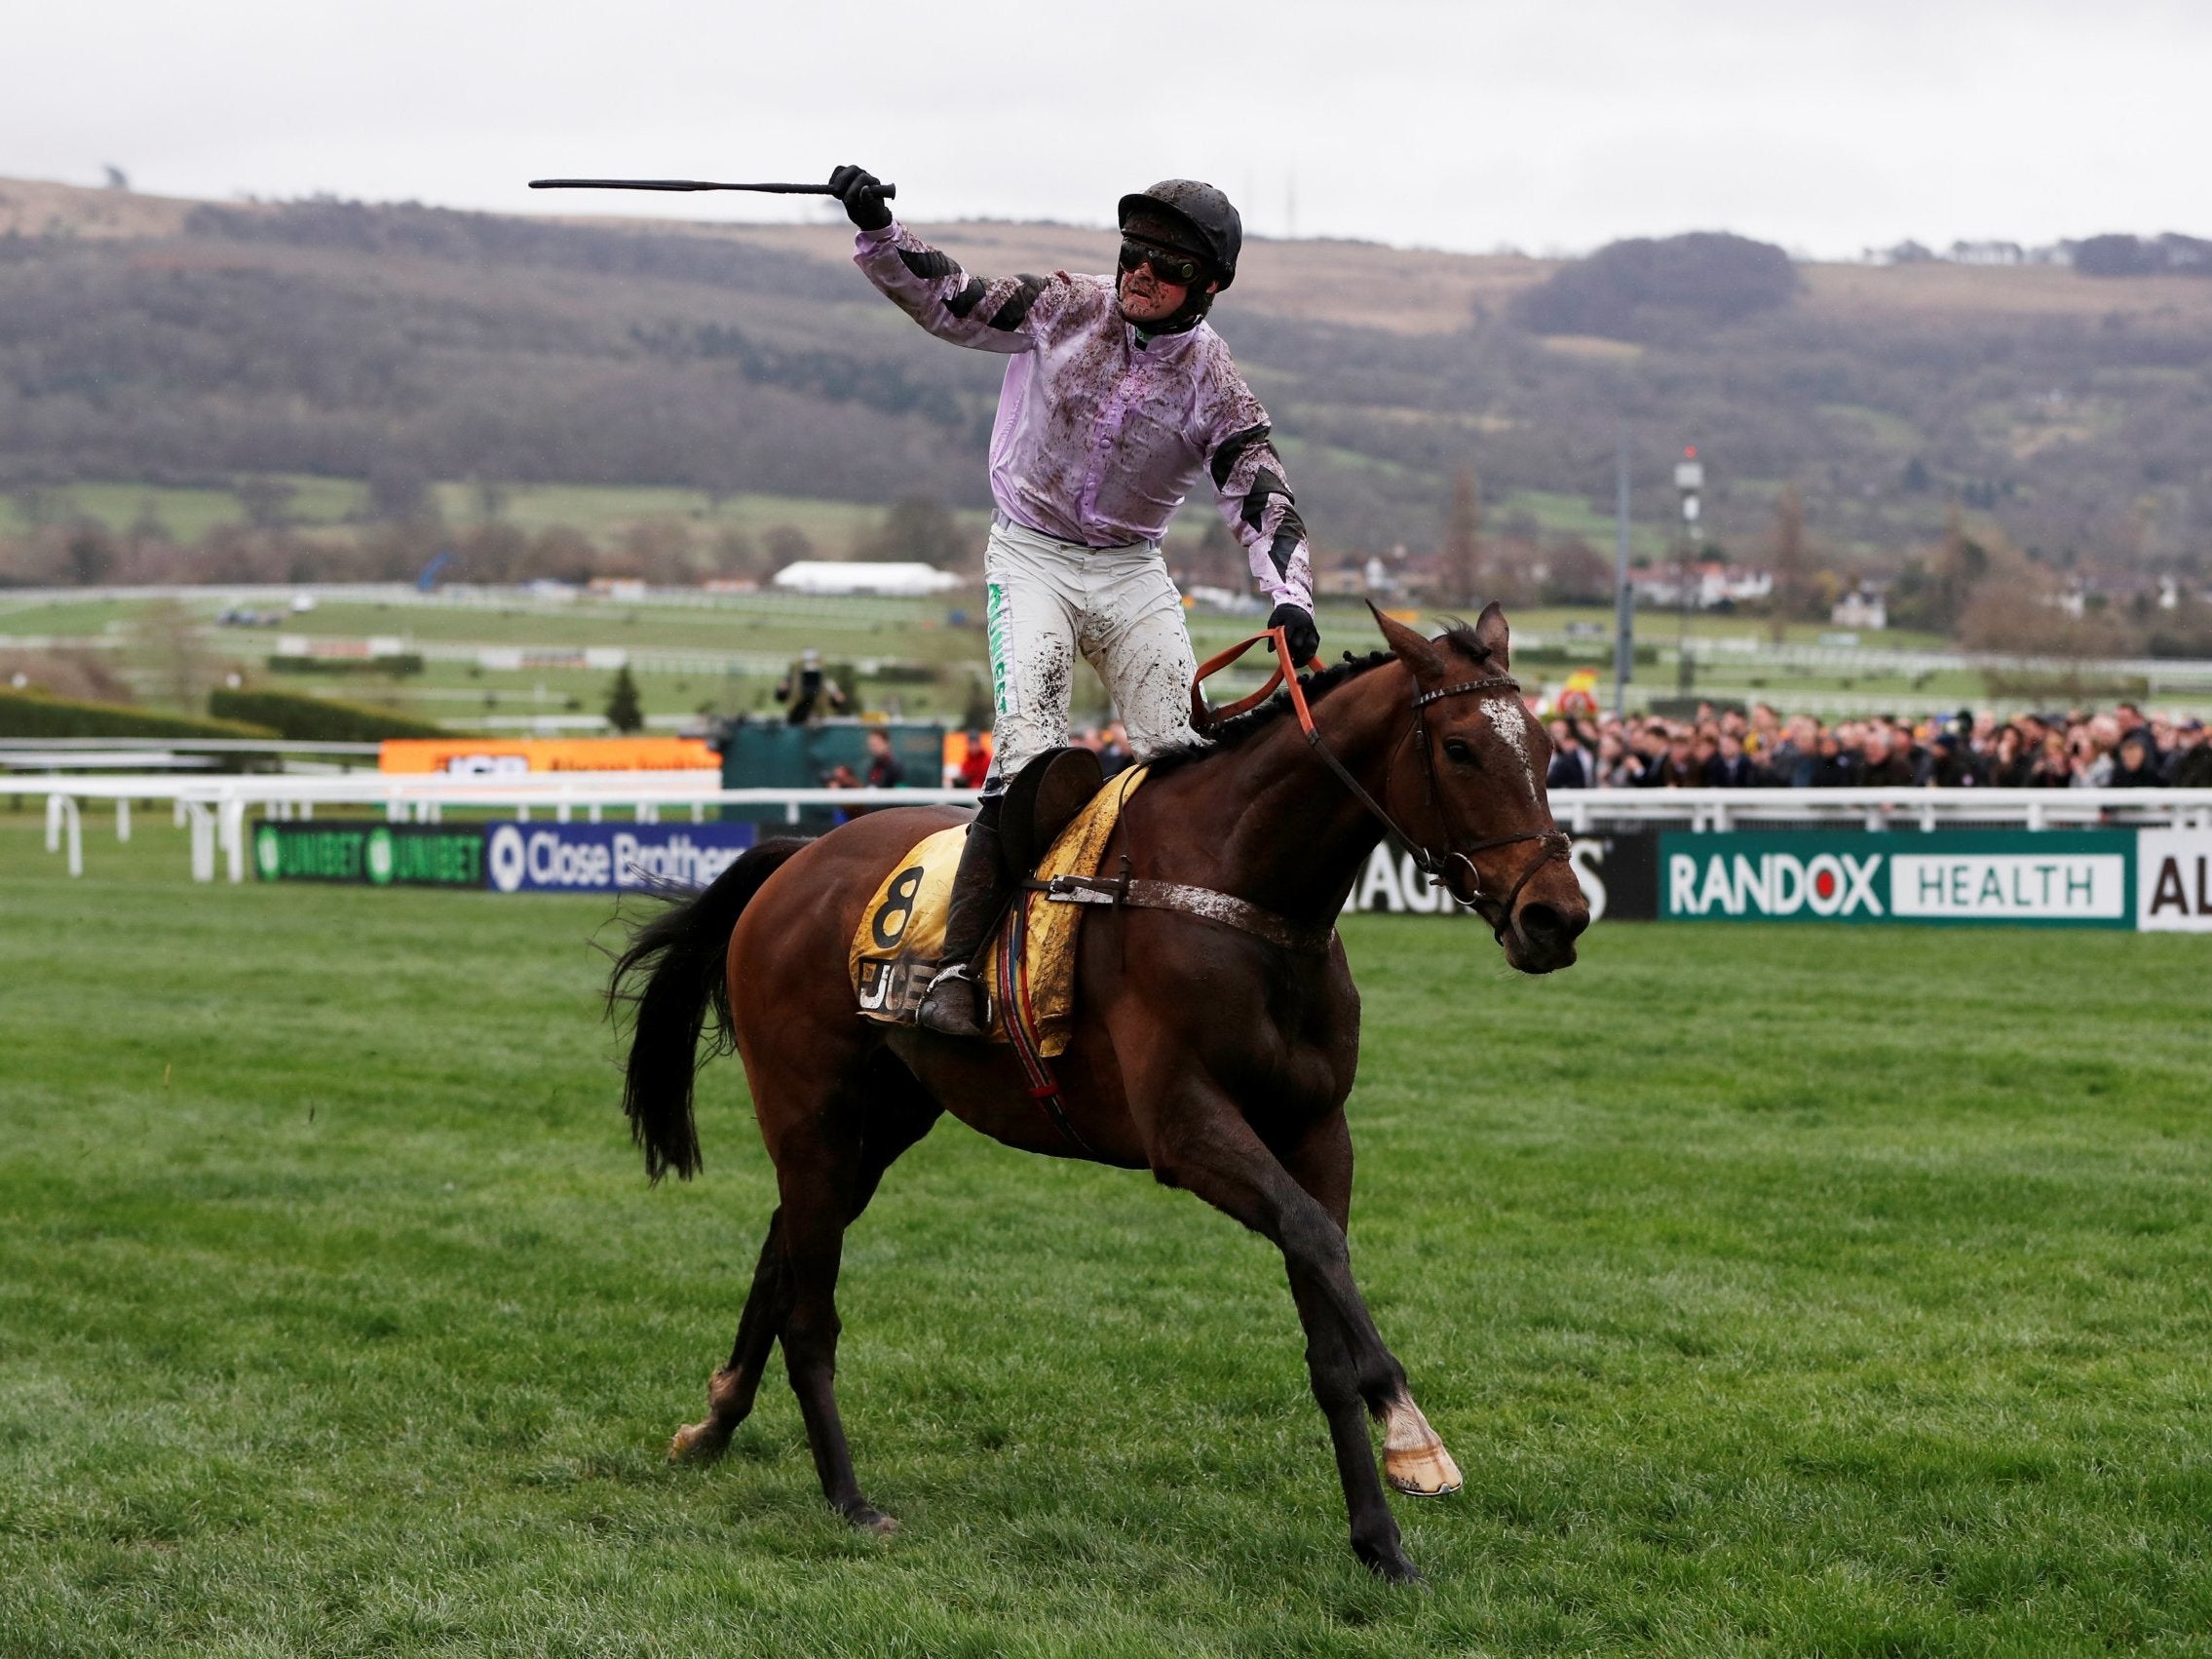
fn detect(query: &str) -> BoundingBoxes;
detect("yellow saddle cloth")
[850,767,1146,1056]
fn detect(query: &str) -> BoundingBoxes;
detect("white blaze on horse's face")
[1482,692,1536,788]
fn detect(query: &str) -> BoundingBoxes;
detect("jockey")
[829,166,1319,1038]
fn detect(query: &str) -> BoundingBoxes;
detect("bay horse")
[609,602,1587,1581]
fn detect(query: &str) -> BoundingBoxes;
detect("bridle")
[1190,628,1572,945]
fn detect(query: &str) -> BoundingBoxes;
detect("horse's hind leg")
[774,1081,917,1532]
[670,1210,790,1462]
[673,1051,939,1530]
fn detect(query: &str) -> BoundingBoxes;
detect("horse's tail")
[607,837,808,1182]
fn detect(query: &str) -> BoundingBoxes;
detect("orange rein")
[1189,626,1326,736]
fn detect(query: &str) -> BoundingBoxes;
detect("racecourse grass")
[3,815,2210,1655]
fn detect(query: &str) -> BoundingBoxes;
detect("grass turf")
[2,815,2210,1654]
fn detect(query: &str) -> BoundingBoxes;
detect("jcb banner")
[379,737,716,775]
[1661,830,2131,927]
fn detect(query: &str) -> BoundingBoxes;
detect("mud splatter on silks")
[846,212,1317,789]
[848,218,1316,620]
[981,518,1197,784]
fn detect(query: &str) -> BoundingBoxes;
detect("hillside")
[5,175,2210,579]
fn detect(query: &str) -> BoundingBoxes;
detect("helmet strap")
[1123,274,1217,337]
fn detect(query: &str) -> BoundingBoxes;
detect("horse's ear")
[1367,599,1446,678]
[1472,600,1511,670]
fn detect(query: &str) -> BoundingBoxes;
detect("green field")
[1,583,1989,733]
[0,479,991,557]
[0,479,367,544]
[4,815,2210,1654]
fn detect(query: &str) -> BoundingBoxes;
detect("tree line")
[1,200,2209,584]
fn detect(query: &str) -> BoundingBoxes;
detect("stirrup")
[915,961,992,1038]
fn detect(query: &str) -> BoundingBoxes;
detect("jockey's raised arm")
[849,218,1066,354]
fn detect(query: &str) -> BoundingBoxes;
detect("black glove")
[828,164,893,233]
[1267,602,1320,667]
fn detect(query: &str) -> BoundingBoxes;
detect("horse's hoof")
[1382,1397,1463,1496]
[1385,1442,1464,1497]
[667,1420,729,1464]
[844,1504,899,1536]
[1358,1545,1424,1584]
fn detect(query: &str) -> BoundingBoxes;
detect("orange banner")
[379,737,718,775]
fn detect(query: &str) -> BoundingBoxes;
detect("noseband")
[1191,628,1572,945]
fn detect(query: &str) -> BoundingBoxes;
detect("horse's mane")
[1145,625,1493,777]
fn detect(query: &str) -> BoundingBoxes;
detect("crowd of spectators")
[1545,702,2212,791]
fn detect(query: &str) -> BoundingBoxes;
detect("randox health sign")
[1660,830,2131,927]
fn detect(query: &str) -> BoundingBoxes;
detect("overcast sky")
[7,0,2205,258]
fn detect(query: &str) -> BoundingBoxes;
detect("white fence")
[28,771,2212,884]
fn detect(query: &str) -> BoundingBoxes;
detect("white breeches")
[981,516,1200,790]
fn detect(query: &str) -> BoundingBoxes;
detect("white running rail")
[22,773,2212,883]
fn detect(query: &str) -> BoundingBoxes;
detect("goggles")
[1118,238,1207,288]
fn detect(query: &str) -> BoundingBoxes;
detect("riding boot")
[915,795,1012,1039]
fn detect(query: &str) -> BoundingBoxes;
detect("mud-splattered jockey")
[827,165,1319,1038]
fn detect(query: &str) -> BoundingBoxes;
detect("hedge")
[0,689,279,741]
[208,689,456,743]
[267,653,427,676]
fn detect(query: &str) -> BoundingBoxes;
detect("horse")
[609,602,1588,1581]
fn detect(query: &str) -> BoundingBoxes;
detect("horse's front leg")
[1139,1078,1425,1582]
[1269,1106,1463,1501]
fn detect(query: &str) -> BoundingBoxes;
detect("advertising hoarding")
[2137,829,2212,932]
[379,737,716,775]
[1339,832,1657,923]
[1661,830,2131,927]
[483,821,757,894]
[252,822,485,887]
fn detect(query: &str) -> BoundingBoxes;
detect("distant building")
[1629,560,1773,610]
[1314,555,1400,598]
[771,560,963,598]
[1183,585,1265,615]
[1831,586,1888,631]
[1950,241,2026,267]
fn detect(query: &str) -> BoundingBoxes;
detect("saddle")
[850,752,1139,1056]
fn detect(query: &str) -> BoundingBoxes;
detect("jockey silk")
[852,221,1315,613]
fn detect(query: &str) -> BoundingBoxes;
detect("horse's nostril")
[1518,901,1588,945]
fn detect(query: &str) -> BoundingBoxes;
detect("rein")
[1190,627,1571,941]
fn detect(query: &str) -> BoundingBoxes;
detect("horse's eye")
[1442,737,1475,764]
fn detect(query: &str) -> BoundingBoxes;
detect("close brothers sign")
[255,817,2212,934]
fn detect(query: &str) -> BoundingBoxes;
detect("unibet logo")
[254,825,282,879]
[1668,850,1885,918]
[364,826,396,886]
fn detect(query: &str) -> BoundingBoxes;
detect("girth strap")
[1029,869,1336,954]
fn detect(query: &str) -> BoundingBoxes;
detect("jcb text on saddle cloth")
[850,204,1315,784]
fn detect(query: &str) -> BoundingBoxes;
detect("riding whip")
[529,178,896,200]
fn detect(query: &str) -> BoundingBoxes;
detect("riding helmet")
[1118,180,1242,290]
